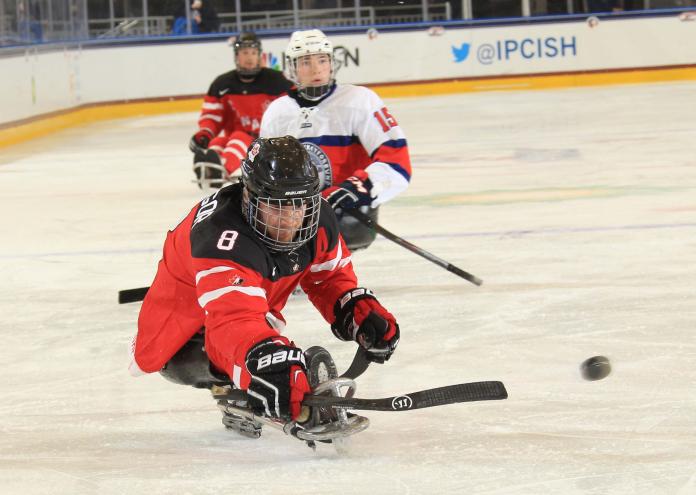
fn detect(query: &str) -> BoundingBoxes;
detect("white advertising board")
[1,14,695,125]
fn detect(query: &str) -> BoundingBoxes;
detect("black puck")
[580,355,611,381]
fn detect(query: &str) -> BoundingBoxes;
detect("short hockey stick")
[118,286,149,304]
[339,346,371,379]
[347,210,483,286]
[302,381,507,411]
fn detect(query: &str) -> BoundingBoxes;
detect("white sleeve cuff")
[366,161,410,207]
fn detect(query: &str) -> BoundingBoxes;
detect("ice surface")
[1,82,695,494]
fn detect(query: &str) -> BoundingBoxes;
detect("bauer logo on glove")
[256,347,306,371]
[244,338,311,420]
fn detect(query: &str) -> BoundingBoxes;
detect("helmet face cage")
[285,30,336,101]
[234,34,262,77]
[240,136,322,252]
[243,192,321,252]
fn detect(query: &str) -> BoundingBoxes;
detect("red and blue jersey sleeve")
[358,87,412,206]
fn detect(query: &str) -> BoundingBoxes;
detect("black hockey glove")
[322,170,373,219]
[189,129,212,152]
[244,338,311,421]
[331,288,400,364]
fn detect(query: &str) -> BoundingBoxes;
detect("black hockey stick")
[118,286,149,304]
[214,381,508,412]
[302,381,507,411]
[347,210,483,286]
[340,346,371,379]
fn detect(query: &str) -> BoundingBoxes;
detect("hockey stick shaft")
[347,210,483,286]
[213,381,507,412]
[302,381,507,411]
[118,286,149,304]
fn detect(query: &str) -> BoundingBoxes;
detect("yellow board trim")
[2,66,696,149]
[0,99,200,149]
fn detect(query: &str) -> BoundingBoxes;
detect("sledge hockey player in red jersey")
[190,32,293,189]
[260,29,412,251]
[130,136,399,437]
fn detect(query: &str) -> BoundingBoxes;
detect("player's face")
[296,53,331,88]
[236,47,261,71]
[256,200,306,244]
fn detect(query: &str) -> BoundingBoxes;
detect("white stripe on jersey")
[232,364,242,388]
[195,266,235,285]
[310,241,351,273]
[224,146,245,160]
[199,113,223,123]
[227,138,248,150]
[202,102,223,110]
[198,285,267,308]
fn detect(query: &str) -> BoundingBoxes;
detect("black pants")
[339,206,379,251]
[159,332,230,389]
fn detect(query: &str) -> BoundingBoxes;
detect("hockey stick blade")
[339,346,371,379]
[118,286,149,304]
[303,381,507,412]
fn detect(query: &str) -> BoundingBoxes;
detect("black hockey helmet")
[234,32,262,53]
[233,32,262,77]
[241,136,321,252]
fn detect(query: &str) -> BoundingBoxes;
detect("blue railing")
[2,0,695,49]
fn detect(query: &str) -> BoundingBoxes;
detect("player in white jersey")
[260,29,412,251]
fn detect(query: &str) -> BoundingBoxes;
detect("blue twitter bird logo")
[452,43,471,63]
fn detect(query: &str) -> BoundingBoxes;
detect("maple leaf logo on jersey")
[248,143,260,162]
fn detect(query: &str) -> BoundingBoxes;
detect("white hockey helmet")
[285,29,336,100]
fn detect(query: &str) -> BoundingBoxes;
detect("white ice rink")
[1,82,695,494]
